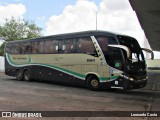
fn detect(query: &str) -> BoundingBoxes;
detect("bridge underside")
[129,0,160,51]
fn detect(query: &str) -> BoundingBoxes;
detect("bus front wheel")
[16,69,23,81]
[23,70,31,81]
[86,76,100,90]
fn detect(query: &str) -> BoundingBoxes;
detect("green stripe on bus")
[99,76,119,81]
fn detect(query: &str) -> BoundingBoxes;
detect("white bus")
[4,31,153,90]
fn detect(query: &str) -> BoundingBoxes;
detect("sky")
[0,0,160,58]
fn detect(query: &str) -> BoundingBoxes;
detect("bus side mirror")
[141,48,154,60]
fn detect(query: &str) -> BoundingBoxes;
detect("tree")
[0,17,42,56]
[0,42,5,56]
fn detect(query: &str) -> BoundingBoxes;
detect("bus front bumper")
[100,76,148,90]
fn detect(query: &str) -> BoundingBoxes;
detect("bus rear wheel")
[23,70,31,81]
[86,76,100,90]
[16,69,23,81]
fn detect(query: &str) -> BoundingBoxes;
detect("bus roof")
[6,30,132,43]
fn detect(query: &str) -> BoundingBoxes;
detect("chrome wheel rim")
[91,79,99,87]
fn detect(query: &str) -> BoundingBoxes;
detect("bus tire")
[23,70,32,81]
[86,76,100,91]
[16,69,23,81]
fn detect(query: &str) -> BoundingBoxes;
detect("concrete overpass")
[129,0,160,51]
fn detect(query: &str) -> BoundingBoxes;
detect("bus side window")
[52,40,58,54]
[12,43,21,54]
[64,39,76,53]
[32,42,39,54]
[24,42,32,54]
[76,37,96,56]
[44,39,58,54]
[58,40,65,53]
[21,42,25,54]
[39,41,44,53]
[97,37,108,54]
[19,42,23,54]
[5,43,12,54]
[32,41,44,54]
[44,40,52,54]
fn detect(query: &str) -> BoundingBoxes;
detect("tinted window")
[6,42,23,54]
[32,41,44,54]
[5,43,12,54]
[63,39,76,53]
[97,36,117,44]
[97,37,108,53]
[44,40,58,54]
[12,43,21,54]
[96,36,118,53]
[108,36,118,44]
[21,42,32,54]
[76,37,96,55]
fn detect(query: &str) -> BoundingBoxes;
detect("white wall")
[147,59,160,68]
[0,56,4,72]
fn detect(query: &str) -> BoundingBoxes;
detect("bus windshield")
[117,35,145,62]
[96,35,146,72]
[117,35,147,77]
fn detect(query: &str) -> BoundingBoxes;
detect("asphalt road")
[0,71,160,120]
